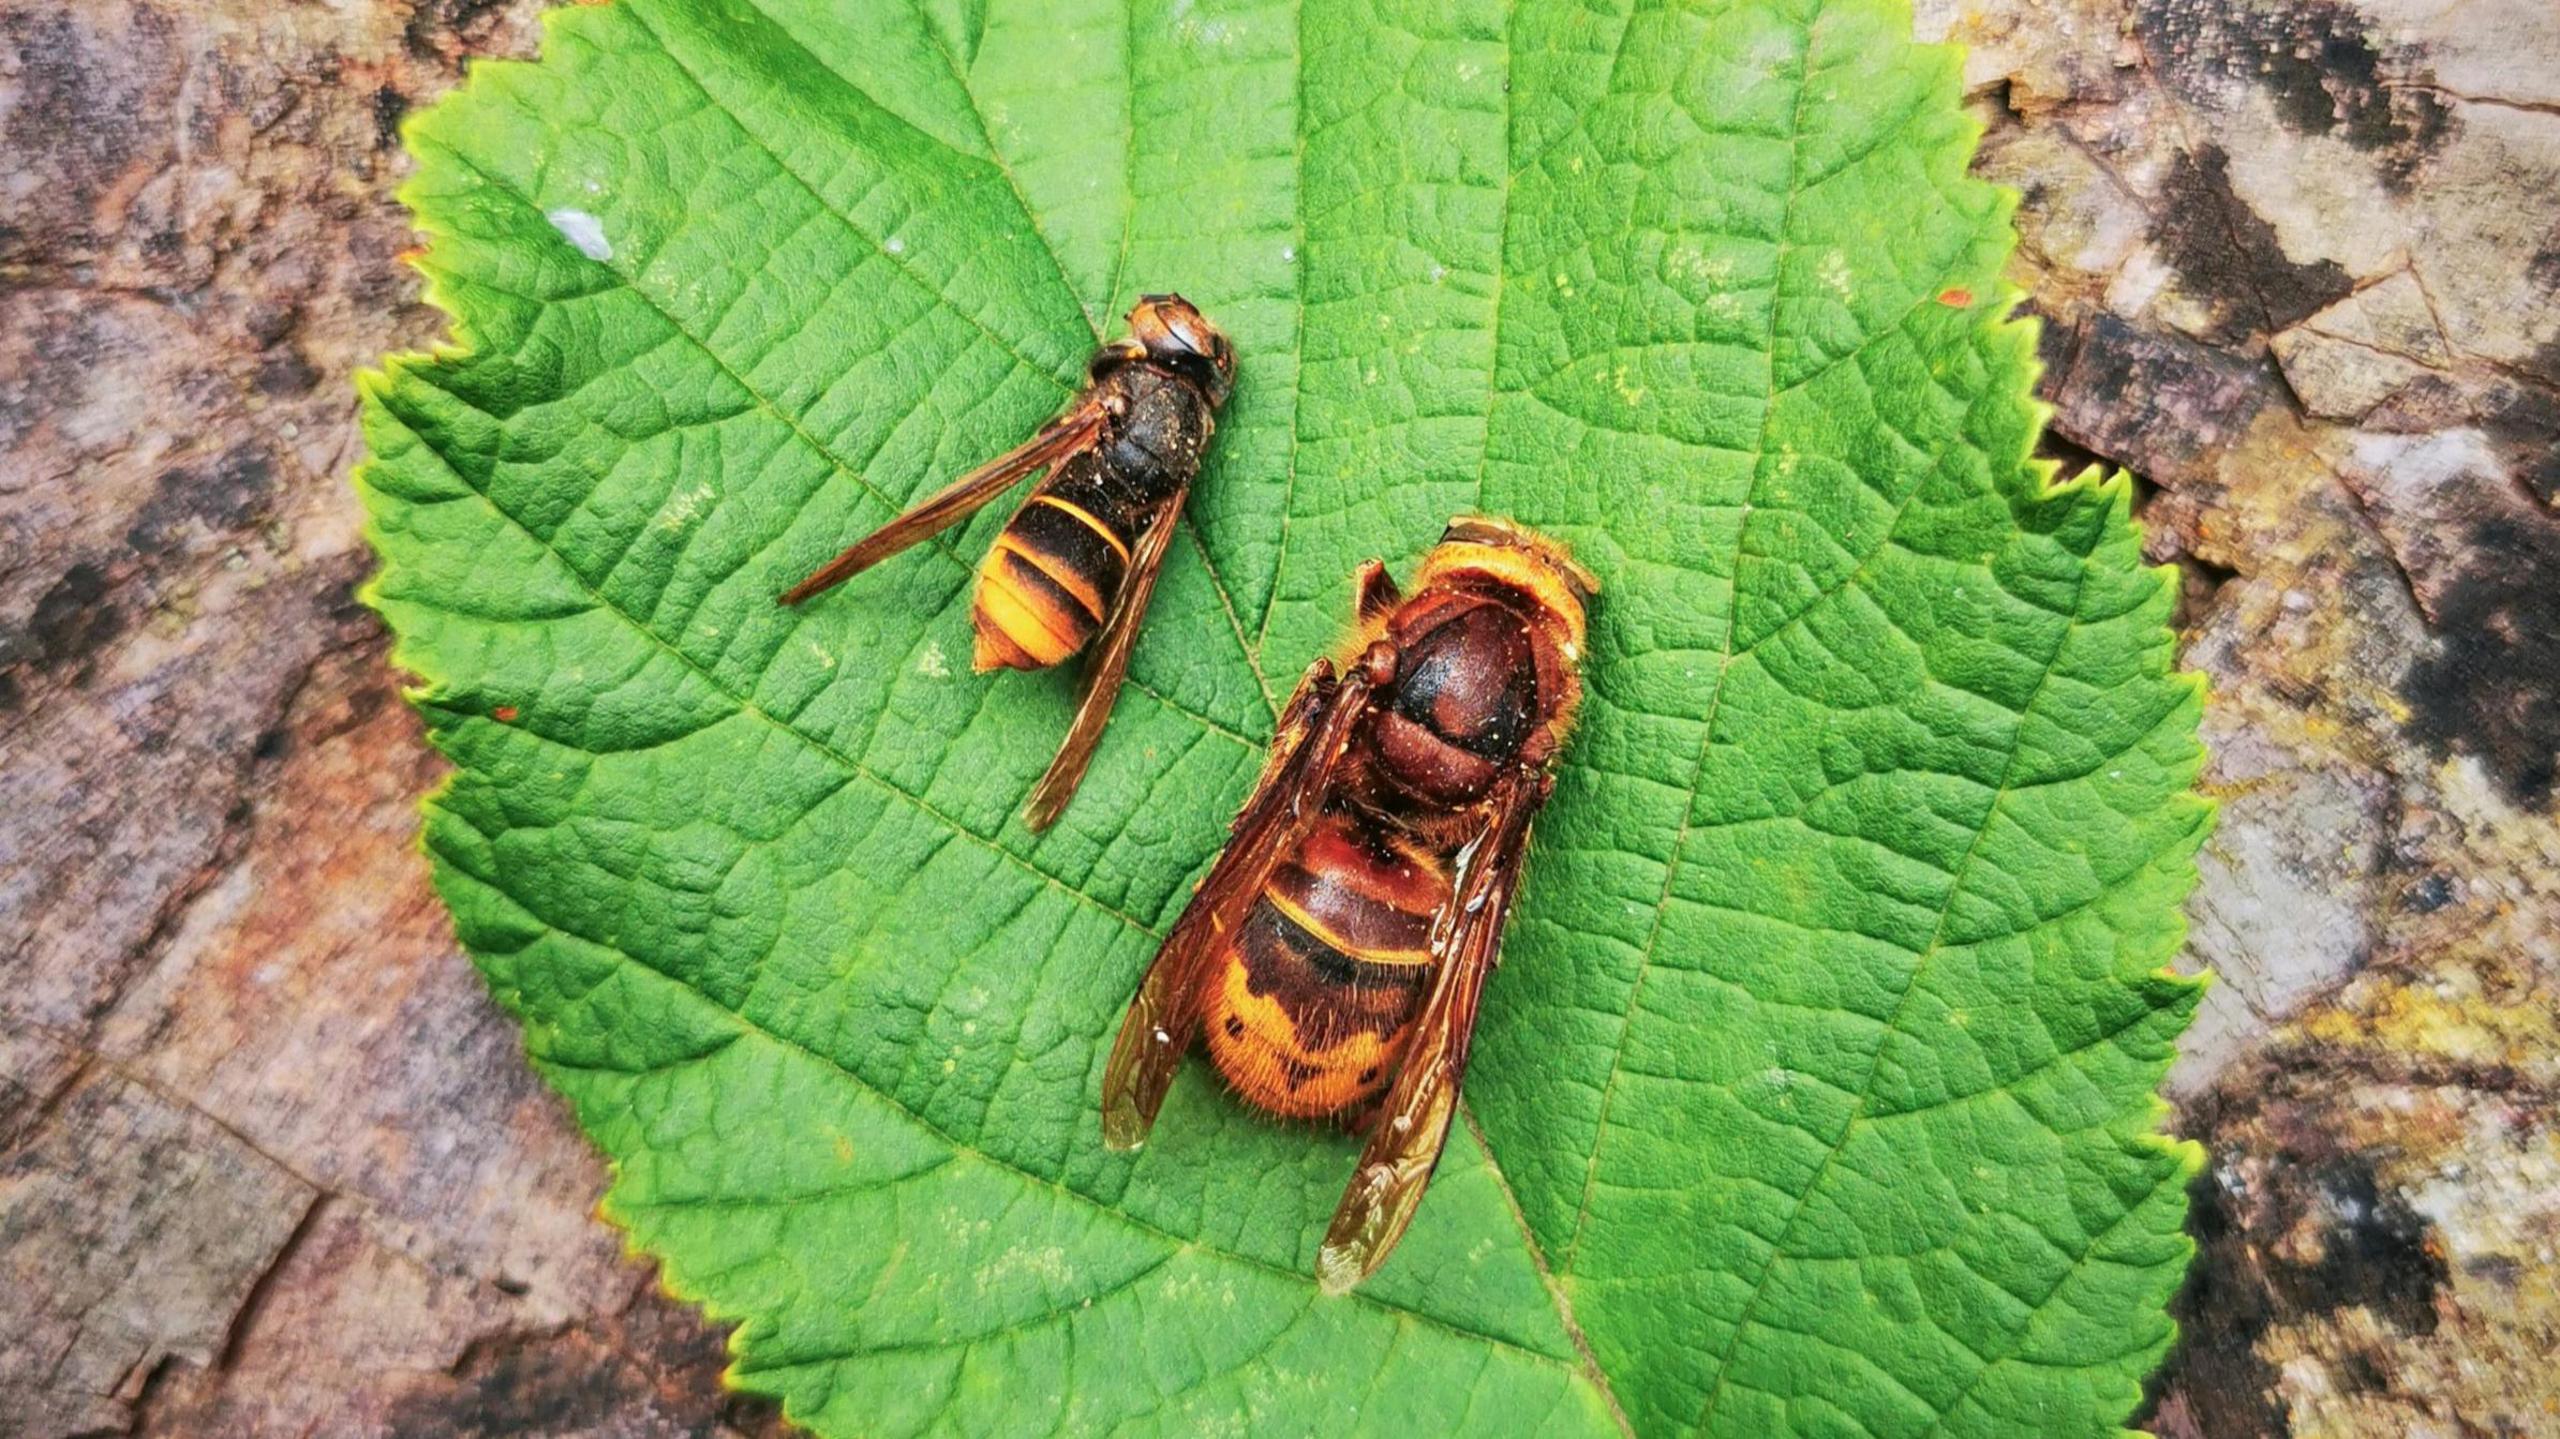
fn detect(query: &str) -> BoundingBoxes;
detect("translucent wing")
[1315,768,1551,1294]
[778,402,1107,606]
[1098,653,1384,1149]
[1021,483,1190,831]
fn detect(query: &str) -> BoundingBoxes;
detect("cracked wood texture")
[0,5,2550,1439]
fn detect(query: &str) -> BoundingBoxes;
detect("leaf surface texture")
[361,0,2210,1431]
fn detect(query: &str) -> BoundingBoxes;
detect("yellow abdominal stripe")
[1031,495,1131,564]
[971,551,1081,669]
[996,526,1112,618]
[1262,890,1431,967]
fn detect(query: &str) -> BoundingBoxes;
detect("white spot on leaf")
[1818,249,1854,300]
[658,483,714,531]
[545,207,612,262]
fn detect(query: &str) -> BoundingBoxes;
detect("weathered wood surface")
[2,0,2553,1434]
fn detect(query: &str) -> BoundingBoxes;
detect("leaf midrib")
[1247,0,1316,670]
[885,19,1627,1402]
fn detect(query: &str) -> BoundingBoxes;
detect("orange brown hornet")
[780,295,1236,829]
[1099,517,1596,1293]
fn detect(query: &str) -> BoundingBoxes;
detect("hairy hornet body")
[1101,518,1597,1293]
[780,295,1235,829]
[1203,535,1591,1117]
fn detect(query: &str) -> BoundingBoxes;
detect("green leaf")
[358,0,2211,1432]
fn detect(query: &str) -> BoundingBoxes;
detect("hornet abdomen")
[1199,813,1448,1118]
[969,366,1214,672]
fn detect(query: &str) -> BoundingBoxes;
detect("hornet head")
[1126,293,1236,406]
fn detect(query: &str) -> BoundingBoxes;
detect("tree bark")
[3,0,2553,1434]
